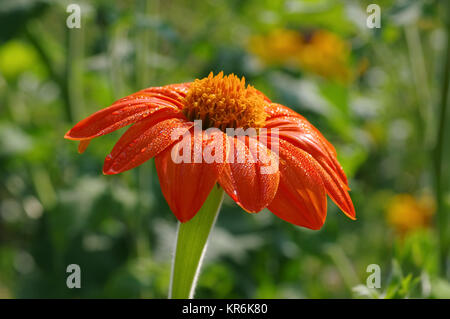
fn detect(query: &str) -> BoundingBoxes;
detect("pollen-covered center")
[183,72,267,131]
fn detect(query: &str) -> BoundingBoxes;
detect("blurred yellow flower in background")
[249,28,353,83]
[386,194,435,235]
[249,29,304,65]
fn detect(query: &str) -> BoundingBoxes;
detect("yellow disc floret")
[183,72,267,131]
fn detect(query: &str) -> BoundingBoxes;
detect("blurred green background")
[0,0,449,298]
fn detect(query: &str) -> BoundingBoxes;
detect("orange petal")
[264,104,348,187]
[77,139,91,154]
[218,136,280,213]
[265,102,338,154]
[64,90,183,141]
[268,140,328,229]
[264,102,299,119]
[155,129,227,222]
[103,111,192,175]
[264,118,348,190]
[142,83,191,99]
[317,159,356,220]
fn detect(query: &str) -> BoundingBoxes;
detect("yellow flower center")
[183,72,267,131]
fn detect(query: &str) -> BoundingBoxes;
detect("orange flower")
[65,72,355,229]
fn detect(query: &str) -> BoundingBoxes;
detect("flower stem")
[435,2,450,277]
[169,185,225,299]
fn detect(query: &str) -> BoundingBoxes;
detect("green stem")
[64,26,85,122]
[435,2,450,277]
[169,185,225,299]
[405,24,433,145]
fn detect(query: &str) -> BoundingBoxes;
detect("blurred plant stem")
[64,27,85,122]
[405,25,433,146]
[169,186,224,299]
[134,0,160,260]
[109,28,128,99]
[326,245,360,292]
[23,26,72,122]
[136,0,157,89]
[434,3,450,278]
[30,166,57,210]
[24,23,85,123]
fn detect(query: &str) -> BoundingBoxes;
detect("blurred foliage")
[0,0,449,298]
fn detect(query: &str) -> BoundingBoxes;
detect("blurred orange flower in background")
[249,28,353,83]
[386,194,435,235]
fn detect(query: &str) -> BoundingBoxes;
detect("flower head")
[183,72,267,130]
[65,72,355,229]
